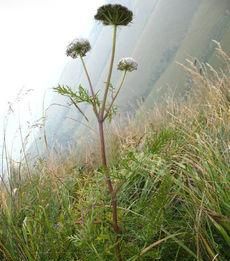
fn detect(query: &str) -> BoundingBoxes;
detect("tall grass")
[0,45,229,260]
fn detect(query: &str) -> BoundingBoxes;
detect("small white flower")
[66,38,91,59]
[117,57,138,72]
[12,188,18,195]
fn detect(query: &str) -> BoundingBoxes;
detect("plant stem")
[98,121,120,232]
[98,24,122,261]
[80,26,122,259]
[98,120,122,261]
[104,70,127,121]
[80,56,99,117]
[101,25,117,119]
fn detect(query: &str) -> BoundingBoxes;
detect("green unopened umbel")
[94,4,133,26]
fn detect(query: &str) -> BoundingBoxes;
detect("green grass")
[0,48,230,260]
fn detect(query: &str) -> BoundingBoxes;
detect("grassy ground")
[0,47,229,260]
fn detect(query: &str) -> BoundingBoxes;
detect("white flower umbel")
[66,38,91,59]
[117,57,138,72]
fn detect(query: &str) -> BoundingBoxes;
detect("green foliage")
[54,84,100,107]
[106,105,118,122]
[0,175,78,260]
[1,96,229,259]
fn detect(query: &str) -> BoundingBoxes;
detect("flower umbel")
[117,57,138,72]
[94,4,133,26]
[66,38,91,58]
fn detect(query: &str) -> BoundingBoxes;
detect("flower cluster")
[94,4,133,26]
[117,57,138,72]
[66,38,91,58]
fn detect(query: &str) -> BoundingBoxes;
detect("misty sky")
[0,0,104,119]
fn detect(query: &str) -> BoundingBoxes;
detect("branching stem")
[69,23,122,261]
[97,25,123,261]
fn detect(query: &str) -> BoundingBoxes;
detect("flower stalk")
[80,55,99,117]
[97,24,123,261]
[104,70,127,121]
[100,25,117,120]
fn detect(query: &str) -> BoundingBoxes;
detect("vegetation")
[0,42,229,260]
[54,4,137,260]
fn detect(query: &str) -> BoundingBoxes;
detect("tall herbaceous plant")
[54,4,137,260]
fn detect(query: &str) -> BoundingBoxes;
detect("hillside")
[0,46,229,260]
[1,1,230,260]
[144,0,230,106]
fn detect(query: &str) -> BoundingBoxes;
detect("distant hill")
[41,0,230,150]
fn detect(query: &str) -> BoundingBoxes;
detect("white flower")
[12,188,18,195]
[66,38,91,59]
[117,57,138,72]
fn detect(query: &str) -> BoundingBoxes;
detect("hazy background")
[0,0,104,161]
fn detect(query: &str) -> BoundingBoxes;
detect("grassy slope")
[144,0,230,106]
[0,48,229,260]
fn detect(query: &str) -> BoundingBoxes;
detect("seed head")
[66,38,91,59]
[94,4,133,26]
[117,57,138,72]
